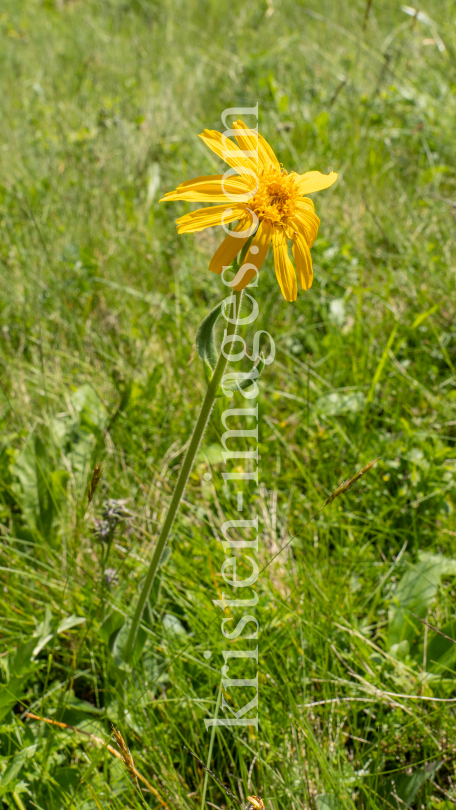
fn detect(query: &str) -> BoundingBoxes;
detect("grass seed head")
[112,727,139,789]
[87,462,103,503]
[323,458,378,507]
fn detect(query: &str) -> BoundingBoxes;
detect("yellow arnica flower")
[160,120,337,302]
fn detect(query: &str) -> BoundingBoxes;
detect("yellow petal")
[291,230,314,291]
[160,174,251,203]
[231,120,258,166]
[209,217,251,275]
[231,219,273,290]
[272,225,297,302]
[199,129,257,172]
[296,195,315,211]
[233,120,280,170]
[176,204,246,234]
[295,170,338,195]
[292,202,320,247]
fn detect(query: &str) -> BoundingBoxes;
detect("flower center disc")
[249,166,299,225]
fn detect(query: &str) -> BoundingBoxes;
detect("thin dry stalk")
[25,712,169,809]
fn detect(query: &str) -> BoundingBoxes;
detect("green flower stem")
[123,284,245,663]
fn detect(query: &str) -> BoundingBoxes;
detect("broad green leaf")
[426,619,456,674]
[0,745,37,789]
[196,301,223,372]
[113,618,147,667]
[58,697,105,732]
[49,384,108,500]
[10,638,38,678]
[34,605,53,642]
[12,437,69,538]
[62,695,104,715]
[66,386,107,498]
[387,553,456,651]
[163,613,187,635]
[32,633,54,658]
[99,609,125,646]
[9,608,87,670]
[377,760,442,808]
[70,384,107,433]
[56,615,86,634]
[0,678,27,723]
[67,431,96,498]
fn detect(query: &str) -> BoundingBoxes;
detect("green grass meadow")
[1,0,456,808]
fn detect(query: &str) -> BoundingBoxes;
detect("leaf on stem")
[195,301,223,374]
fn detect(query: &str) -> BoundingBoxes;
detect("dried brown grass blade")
[182,744,242,806]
